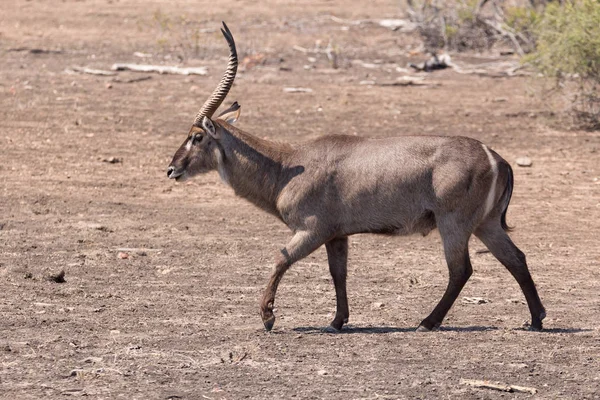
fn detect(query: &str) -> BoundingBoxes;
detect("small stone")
[516,157,532,167]
[47,270,66,283]
[83,356,103,364]
[69,369,84,377]
[117,252,129,259]
[102,156,121,164]
[372,302,385,309]
[462,297,489,304]
[317,369,328,376]
[105,83,113,89]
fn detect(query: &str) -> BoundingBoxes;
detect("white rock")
[516,157,532,167]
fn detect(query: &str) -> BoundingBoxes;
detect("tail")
[499,162,514,232]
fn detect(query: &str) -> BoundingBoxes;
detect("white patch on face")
[482,144,498,218]
[185,138,193,151]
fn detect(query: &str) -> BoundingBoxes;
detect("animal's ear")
[202,116,219,139]
[217,101,241,125]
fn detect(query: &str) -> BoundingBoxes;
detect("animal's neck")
[216,122,293,217]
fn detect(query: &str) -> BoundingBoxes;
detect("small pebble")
[48,270,66,283]
[516,157,532,167]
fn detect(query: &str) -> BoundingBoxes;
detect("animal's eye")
[193,134,204,144]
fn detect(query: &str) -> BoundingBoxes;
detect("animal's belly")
[341,208,437,237]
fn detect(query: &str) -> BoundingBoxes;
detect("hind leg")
[475,219,546,330]
[418,220,473,331]
[325,237,349,331]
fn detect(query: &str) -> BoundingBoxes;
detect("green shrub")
[528,0,600,129]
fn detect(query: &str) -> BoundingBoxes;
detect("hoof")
[328,317,347,332]
[322,325,342,334]
[529,320,544,331]
[529,324,543,332]
[262,315,276,332]
[529,310,546,331]
[416,322,440,332]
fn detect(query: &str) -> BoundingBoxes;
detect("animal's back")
[278,135,493,236]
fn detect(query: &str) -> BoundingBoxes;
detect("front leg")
[260,231,324,331]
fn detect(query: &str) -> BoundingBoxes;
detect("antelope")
[167,22,546,332]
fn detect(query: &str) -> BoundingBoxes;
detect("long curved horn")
[193,22,238,126]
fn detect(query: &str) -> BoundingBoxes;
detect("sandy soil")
[1,1,599,399]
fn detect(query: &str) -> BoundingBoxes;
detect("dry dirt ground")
[1,1,600,399]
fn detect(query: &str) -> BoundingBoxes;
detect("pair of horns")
[193,22,238,126]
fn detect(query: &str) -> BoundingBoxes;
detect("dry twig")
[111,63,207,76]
[460,378,538,394]
[69,66,116,76]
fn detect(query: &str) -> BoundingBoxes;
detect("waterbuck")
[167,22,545,332]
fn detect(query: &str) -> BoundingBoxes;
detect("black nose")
[167,166,175,178]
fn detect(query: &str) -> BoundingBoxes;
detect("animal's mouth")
[174,173,188,182]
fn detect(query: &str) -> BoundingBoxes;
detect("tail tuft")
[500,162,514,232]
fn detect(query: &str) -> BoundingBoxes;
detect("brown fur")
[167,119,546,332]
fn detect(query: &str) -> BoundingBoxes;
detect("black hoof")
[529,320,543,331]
[262,315,275,332]
[416,321,440,332]
[322,325,342,334]
[529,310,546,331]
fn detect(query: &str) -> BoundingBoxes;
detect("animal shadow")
[292,325,499,334]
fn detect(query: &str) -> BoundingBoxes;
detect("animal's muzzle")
[167,166,179,179]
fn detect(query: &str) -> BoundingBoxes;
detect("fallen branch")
[460,378,538,394]
[111,63,207,76]
[377,76,441,87]
[133,52,152,58]
[462,297,489,304]
[480,18,525,57]
[9,47,62,54]
[450,60,531,77]
[283,87,313,93]
[292,45,310,54]
[69,66,116,76]
[113,76,153,83]
[377,19,418,32]
[115,247,163,253]
[329,15,364,26]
